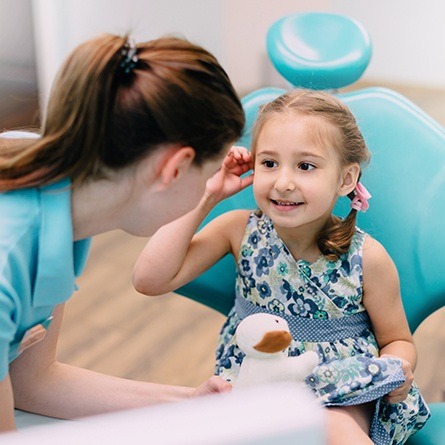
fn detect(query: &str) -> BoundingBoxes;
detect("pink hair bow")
[350,182,372,212]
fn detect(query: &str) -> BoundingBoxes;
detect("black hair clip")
[119,39,138,74]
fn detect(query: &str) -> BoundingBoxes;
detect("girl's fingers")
[240,172,254,189]
[229,145,251,162]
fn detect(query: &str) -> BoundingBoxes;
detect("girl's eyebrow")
[256,150,278,157]
[256,149,325,160]
[299,151,325,160]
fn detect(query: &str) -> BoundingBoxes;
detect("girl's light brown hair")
[251,89,370,260]
[0,34,244,190]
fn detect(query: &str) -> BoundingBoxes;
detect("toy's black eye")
[275,319,279,323]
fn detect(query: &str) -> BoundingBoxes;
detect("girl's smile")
[270,198,305,211]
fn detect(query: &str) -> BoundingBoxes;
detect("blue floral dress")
[216,212,430,444]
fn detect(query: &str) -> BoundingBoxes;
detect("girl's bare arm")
[133,147,253,295]
[362,236,416,403]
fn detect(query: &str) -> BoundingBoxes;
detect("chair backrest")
[176,13,445,333]
[337,88,445,332]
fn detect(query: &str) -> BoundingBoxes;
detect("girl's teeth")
[277,201,296,206]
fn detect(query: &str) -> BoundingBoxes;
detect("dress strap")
[235,296,372,342]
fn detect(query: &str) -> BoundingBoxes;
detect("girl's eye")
[299,162,315,171]
[262,159,277,168]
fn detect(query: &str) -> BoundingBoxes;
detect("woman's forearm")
[9,305,230,421]
[0,375,16,431]
[12,360,198,420]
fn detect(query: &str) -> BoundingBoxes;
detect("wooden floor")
[2,80,445,402]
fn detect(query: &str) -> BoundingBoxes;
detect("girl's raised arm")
[133,147,253,296]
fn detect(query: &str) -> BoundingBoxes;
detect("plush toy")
[234,313,319,389]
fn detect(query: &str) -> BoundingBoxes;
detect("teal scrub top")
[0,134,91,380]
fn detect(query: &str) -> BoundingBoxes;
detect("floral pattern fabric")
[215,212,430,444]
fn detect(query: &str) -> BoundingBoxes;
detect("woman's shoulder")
[0,179,71,252]
[0,187,39,218]
[0,188,40,254]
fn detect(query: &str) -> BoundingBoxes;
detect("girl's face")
[253,114,357,235]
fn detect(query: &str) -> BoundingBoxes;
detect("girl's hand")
[193,375,232,397]
[381,354,414,404]
[205,146,253,203]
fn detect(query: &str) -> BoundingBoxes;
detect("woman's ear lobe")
[339,163,360,196]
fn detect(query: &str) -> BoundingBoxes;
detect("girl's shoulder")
[356,228,384,254]
[346,226,368,256]
[360,231,395,275]
[207,208,251,246]
[214,209,252,259]
[213,208,251,227]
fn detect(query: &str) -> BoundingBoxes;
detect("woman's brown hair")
[251,89,370,260]
[0,34,245,190]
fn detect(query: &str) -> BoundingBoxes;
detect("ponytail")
[317,210,358,261]
[0,33,244,191]
[0,35,126,190]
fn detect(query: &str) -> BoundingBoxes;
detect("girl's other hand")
[205,146,254,202]
[381,354,414,404]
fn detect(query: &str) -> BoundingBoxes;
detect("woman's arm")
[362,236,416,403]
[9,305,231,423]
[133,147,253,296]
[0,374,15,431]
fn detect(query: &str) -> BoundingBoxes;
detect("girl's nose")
[274,171,296,193]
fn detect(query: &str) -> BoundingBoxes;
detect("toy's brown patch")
[253,330,292,353]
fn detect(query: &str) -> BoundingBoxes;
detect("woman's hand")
[381,354,414,404]
[192,375,232,397]
[205,146,253,203]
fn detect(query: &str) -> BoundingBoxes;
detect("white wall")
[222,0,445,93]
[0,0,35,84]
[32,0,445,106]
[331,0,445,88]
[221,0,330,94]
[32,0,224,106]
[33,0,332,103]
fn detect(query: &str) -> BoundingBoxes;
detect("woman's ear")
[152,146,196,190]
[338,163,360,196]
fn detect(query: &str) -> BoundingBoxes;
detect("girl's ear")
[338,163,360,196]
[152,146,196,190]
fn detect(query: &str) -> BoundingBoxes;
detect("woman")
[0,33,246,431]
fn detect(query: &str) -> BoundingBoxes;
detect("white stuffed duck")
[234,313,319,389]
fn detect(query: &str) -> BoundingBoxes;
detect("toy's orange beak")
[253,330,292,353]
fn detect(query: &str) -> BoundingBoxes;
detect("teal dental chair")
[177,12,445,445]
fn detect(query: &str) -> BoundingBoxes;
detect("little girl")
[133,89,430,444]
